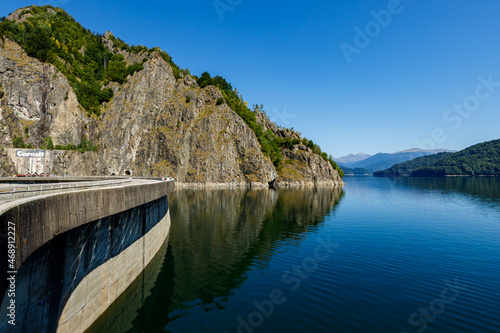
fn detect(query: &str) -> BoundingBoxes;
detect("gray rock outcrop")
[0,9,342,187]
[255,110,343,186]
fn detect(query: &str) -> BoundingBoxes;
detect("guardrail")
[0,178,133,195]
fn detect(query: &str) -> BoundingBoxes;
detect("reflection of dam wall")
[0,180,174,333]
[85,232,173,333]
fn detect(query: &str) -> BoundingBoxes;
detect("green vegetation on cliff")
[106,34,186,79]
[374,139,500,177]
[0,6,180,115]
[301,138,344,177]
[13,137,33,149]
[12,135,97,152]
[41,136,98,152]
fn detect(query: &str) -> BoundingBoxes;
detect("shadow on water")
[86,186,344,332]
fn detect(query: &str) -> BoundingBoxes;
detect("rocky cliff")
[0,6,343,187]
[255,110,344,186]
[0,38,91,148]
[0,146,15,177]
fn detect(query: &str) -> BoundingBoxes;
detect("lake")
[87,177,500,333]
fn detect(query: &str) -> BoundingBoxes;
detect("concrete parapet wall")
[0,178,132,201]
[0,176,128,184]
[0,180,175,270]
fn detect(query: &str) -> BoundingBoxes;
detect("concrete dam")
[0,177,175,332]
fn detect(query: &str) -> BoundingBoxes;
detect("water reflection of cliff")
[169,187,344,312]
[87,186,343,332]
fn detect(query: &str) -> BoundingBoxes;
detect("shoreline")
[374,174,500,178]
[175,180,344,189]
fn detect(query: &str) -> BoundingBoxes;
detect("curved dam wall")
[0,180,174,333]
[0,180,174,270]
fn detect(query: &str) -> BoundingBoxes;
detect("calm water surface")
[87,177,500,333]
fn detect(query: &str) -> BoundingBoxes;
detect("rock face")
[95,52,278,184]
[0,38,279,185]
[255,110,343,186]
[102,31,147,66]
[0,146,15,176]
[0,38,91,148]
[0,12,342,187]
[277,146,344,186]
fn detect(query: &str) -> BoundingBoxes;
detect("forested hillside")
[374,139,500,177]
[373,152,453,176]
[342,167,372,175]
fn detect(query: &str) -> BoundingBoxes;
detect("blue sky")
[2,0,500,156]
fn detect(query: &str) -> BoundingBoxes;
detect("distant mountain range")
[334,153,372,165]
[335,149,454,173]
[374,139,500,177]
[392,148,455,154]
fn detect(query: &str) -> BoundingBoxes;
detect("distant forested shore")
[374,139,500,177]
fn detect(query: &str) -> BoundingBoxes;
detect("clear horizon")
[2,0,499,156]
